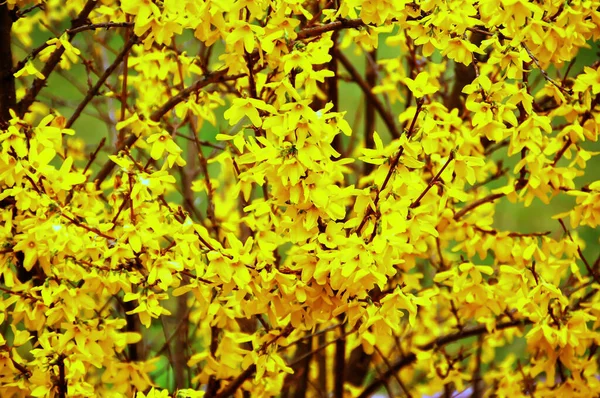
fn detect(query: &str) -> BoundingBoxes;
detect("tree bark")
[0,4,16,127]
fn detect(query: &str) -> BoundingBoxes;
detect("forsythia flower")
[2,0,600,397]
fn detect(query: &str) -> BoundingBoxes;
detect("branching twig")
[358,318,532,398]
[67,21,134,35]
[557,218,600,285]
[336,49,401,139]
[56,355,67,398]
[94,70,245,187]
[473,226,551,238]
[61,213,114,240]
[410,152,454,209]
[15,3,45,18]
[67,34,138,129]
[334,322,345,398]
[522,43,572,95]
[297,18,364,40]
[364,48,377,175]
[214,325,295,397]
[0,4,16,126]
[17,0,99,116]
[453,193,504,221]
[374,345,413,398]
[356,100,424,235]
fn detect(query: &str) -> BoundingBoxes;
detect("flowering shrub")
[1,0,600,397]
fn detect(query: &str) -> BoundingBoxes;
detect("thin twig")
[17,0,98,116]
[336,49,401,139]
[356,100,424,235]
[453,193,504,221]
[358,318,532,398]
[557,218,600,285]
[0,4,17,126]
[67,34,138,129]
[522,43,572,95]
[410,152,455,209]
[374,345,413,398]
[297,18,365,40]
[67,22,134,35]
[61,213,114,240]
[94,70,245,187]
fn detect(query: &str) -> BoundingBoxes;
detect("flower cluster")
[1,0,600,397]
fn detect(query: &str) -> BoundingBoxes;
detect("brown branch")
[410,151,454,209]
[127,173,136,223]
[558,218,600,285]
[296,18,365,40]
[17,0,98,116]
[61,213,114,240]
[122,298,142,361]
[552,139,572,167]
[12,40,54,76]
[316,333,328,392]
[329,32,341,153]
[374,345,412,398]
[471,335,484,398]
[553,95,599,167]
[153,70,245,124]
[473,226,551,238]
[305,0,335,28]
[66,34,138,129]
[205,325,221,396]
[358,318,532,398]
[0,285,35,300]
[364,48,377,175]
[64,137,106,205]
[178,270,213,285]
[213,365,256,398]
[214,325,295,397]
[334,321,345,398]
[155,298,197,357]
[453,193,504,221]
[284,337,312,398]
[0,4,16,127]
[67,21,133,35]
[356,99,424,235]
[15,3,45,19]
[288,331,352,368]
[336,49,401,139]
[522,43,572,96]
[561,57,577,85]
[94,70,244,187]
[56,355,67,398]
[8,354,31,378]
[118,17,132,146]
[446,31,485,111]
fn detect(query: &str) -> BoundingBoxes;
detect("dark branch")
[17,0,98,116]
[297,18,365,40]
[94,70,245,187]
[66,34,138,129]
[337,49,401,140]
[0,3,16,127]
[453,193,504,221]
[358,318,532,398]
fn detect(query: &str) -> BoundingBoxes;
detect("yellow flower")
[442,37,483,66]
[146,131,186,167]
[13,61,45,79]
[225,21,264,53]
[573,66,600,94]
[403,71,439,98]
[224,98,277,128]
